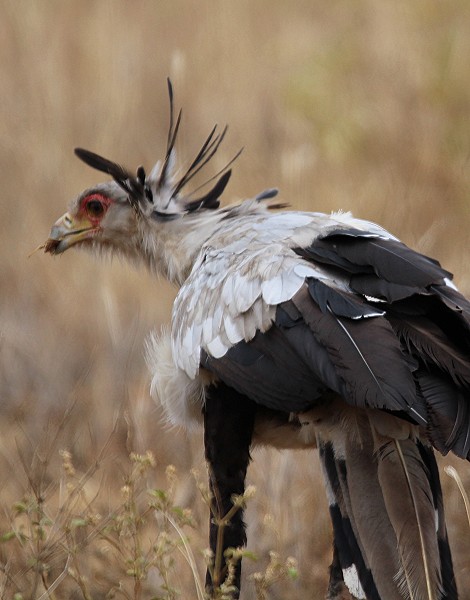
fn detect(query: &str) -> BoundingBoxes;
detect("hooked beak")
[42,212,99,255]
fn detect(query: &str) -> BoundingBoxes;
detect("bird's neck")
[136,198,278,287]
[138,210,227,287]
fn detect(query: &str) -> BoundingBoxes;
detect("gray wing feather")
[172,211,397,377]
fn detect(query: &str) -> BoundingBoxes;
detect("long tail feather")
[395,440,438,600]
[373,429,443,600]
[316,400,456,600]
[319,435,378,600]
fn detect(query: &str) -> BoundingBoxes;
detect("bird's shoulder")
[171,208,395,377]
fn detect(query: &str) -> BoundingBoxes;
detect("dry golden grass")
[1,1,470,598]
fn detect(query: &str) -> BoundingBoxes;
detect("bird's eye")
[86,198,105,218]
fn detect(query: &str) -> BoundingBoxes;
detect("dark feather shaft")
[173,125,228,196]
[186,147,243,198]
[166,77,175,152]
[159,107,182,189]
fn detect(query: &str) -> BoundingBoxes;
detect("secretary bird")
[43,82,468,599]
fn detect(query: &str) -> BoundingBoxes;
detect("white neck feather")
[123,197,276,286]
[138,210,227,286]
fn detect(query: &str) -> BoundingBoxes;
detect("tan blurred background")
[1,1,470,598]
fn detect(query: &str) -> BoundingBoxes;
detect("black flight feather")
[416,368,470,459]
[307,278,384,319]
[291,287,417,414]
[203,287,421,419]
[295,244,368,275]
[304,230,452,287]
[277,317,348,399]
[202,324,328,413]
[350,273,428,303]
[389,290,470,356]
[431,283,470,312]
[431,283,470,337]
[388,314,470,388]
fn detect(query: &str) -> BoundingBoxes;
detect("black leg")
[203,383,256,599]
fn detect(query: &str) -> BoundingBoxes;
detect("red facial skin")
[79,193,113,225]
[41,193,114,254]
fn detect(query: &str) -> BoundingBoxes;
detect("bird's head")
[42,79,240,280]
[44,179,137,256]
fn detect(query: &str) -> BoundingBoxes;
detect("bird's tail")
[317,404,457,600]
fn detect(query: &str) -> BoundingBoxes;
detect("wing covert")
[172,244,327,377]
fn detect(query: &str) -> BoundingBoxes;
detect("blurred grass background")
[1,1,470,598]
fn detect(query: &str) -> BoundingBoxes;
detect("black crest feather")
[74,148,131,184]
[74,147,143,211]
[74,79,241,215]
